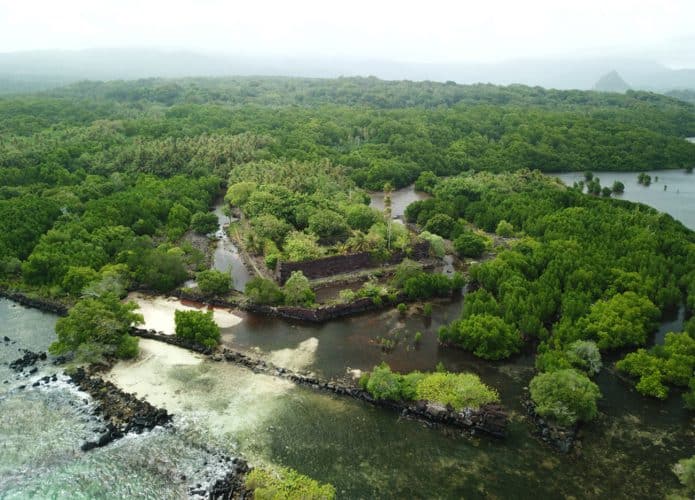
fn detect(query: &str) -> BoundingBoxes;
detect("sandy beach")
[126,292,243,334]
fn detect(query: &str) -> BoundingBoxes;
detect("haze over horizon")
[1,0,694,67]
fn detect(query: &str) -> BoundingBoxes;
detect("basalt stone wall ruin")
[276,240,431,284]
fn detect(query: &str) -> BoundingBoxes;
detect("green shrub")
[438,313,522,360]
[190,211,219,234]
[308,209,351,242]
[674,455,695,493]
[415,372,499,410]
[196,269,232,296]
[535,349,573,372]
[612,181,625,194]
[424,213,456,238]
[453,231,486,258]
[576,292,659,349]
[684,379,695,410]
[402,271,464,300]
[414,331,423,344]
[245,467,335,500]
[461,289,500,318]
[423,303,433,317]
[565,340,602,376]
[414,170,439,192]
[62,266,99,295]
[338,289,357,303]
[401,371,426,400]
[167,203,192,241]
[635,371,668,399]
[365,363,403,401]
[391,259,423,288]
[344,204,380,232]
[616,331,695,401]
[361,363,499,410]
[419,231,446,258]
[245,277,285,305]
[284,232,324,262]
[252,214,292,245]
[397,302,407,314]
[529,369,601,426]
[50,294,143,360]
[115,334,140,359]
[495,220,514,237]
[265,253,279,270]
[174,309,220,349]
[283,271,315,306]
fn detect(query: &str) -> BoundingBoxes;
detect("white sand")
[126,292,243,335]
[104,338,203,400]
[106,338,295,436]
[266,337,319,372]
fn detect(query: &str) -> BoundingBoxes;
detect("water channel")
[2,177,694,498]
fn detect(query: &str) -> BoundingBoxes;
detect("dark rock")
[9,349,46,372]
[522,397,577,453]
[68,368,172,451]
[0,289,68,315]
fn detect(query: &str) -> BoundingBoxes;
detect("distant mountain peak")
[593,70,631,93]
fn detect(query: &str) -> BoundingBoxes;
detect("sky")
[1,0,694,66]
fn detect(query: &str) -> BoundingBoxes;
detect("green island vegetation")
[359,362,499,410]
[174,309,221,349]
[0,76,694,435]
[245,466,336,500]
[49,293,142,363]
[616,318,695,404]
[224,159,422,274]
[412,169,695,421]
[2,76,694,299]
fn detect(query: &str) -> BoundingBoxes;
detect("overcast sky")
[1,0,694,66]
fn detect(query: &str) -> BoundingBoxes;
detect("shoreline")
[5,343,251,499]
[130,327,509,438]
[1,290,509,438]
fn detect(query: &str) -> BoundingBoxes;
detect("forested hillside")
[1,76,694,297]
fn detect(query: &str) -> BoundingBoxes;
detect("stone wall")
[276,252,372,284]
[172,288,409,324]
[128,329,508,438]
[0,288,68,315]
[275,240,431,284]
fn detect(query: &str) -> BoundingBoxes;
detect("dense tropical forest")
[2,76,694,273]
[1,76,695,442]
[408,170,695,413]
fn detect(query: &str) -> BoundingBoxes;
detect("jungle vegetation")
[1,77,694,412]
[415,170,694,416]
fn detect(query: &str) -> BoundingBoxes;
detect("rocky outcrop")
[68,367,171,451]
[0,288,68,315]
[188,454,251,500]
[9,349,47,372]
[522,398,578,453]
